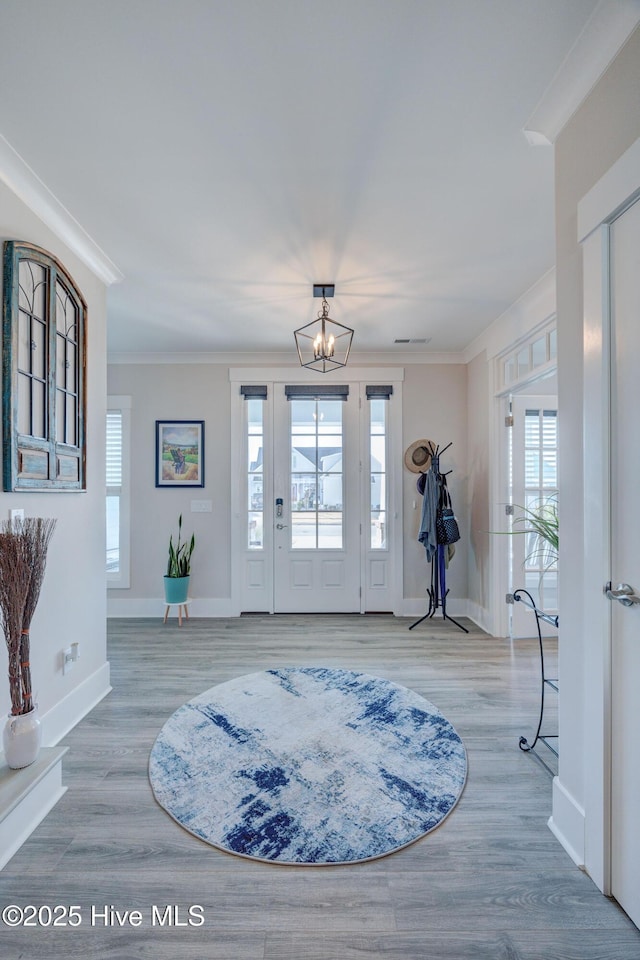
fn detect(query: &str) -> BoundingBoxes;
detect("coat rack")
[409,441,468,634]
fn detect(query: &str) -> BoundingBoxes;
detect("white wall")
[465,350,491,628]
[401,363,468,608]
[0,179,110,746]
[552,25,640,876]
[464,269,557,635]
[107,363,232,613]
[108,359,470,615]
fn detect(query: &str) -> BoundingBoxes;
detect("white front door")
[609,195,640,929]
[234,373,400,616]
[272,386,360,612]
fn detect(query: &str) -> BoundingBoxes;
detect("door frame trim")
[229,367,405,615]
[578,135,640,895]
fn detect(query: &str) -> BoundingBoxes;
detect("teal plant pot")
[164,575,190,604]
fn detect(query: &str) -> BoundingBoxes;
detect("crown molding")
[107,348,466,366]
[0,134,123,286]
[523,1,640,146]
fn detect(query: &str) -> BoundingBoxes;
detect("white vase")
[3,707,42,769]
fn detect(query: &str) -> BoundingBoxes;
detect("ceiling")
[0,0,602,360]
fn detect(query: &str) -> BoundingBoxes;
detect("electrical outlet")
[9,508,24,524]
[62,643,80,675]
[63,648,74,674]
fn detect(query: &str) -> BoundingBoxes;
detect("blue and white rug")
[149,667,467,864]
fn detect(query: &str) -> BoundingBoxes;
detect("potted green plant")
[512,496,559,569]
[164,514,195,605]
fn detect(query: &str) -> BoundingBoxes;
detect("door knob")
[605,582,640,606]
[276,522,288,530]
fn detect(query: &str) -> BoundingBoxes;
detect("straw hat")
[404,439,434,473]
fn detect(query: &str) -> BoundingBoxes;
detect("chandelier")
[294,284,354,373]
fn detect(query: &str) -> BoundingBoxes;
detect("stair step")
[0,746,68,869]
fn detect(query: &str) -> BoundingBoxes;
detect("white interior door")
[609,195,640,929]
[272,386,360,613]
[510,394,558,638]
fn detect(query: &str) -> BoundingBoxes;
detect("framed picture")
[155,420,205,488]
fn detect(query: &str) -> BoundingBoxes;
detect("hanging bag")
[436,476,460,545]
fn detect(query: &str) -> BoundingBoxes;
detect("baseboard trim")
[548,775,586,869]
[395,598,470,620]
[40,663,112,747]
[107,597,239,618]
[465,601,492,634]
[108,596,490,626]
[0,747,68,870]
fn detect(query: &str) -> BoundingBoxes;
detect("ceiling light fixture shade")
[294,285,354,373]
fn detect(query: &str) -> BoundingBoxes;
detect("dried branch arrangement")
[0,517,56,716]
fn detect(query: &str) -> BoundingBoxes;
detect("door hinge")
[505,504,514,516]
[505,415,514,427]
[506,593,515,604]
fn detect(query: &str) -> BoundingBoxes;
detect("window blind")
[366,385,393,398]
[240,385,268,399]
[106,410,123,487]
[284,384,349,400]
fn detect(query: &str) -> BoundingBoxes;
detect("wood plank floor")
[1,614,639,960]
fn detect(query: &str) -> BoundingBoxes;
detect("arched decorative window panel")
[3,241,86,490]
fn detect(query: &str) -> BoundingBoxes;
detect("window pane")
[246,399,264,549]
[322,447,342,473]
[32,319,46,380]
[66,341,77,391]
[18,310,31,371]
[106,411,123,486]
[371,474,386,512]
[291,512,316,549]
[32,380,46,439]
[370,397,388,550]
[319,471,341,509]
[371,511,386,549]
[56,390,66,442]
[56,333,66,386]
[291,474,316,510]
[247,398,263,432]
[525,449,540,486]
[371,435,386,471]
[531,336,547,368]
[290,399,343,549]
[248,512,263,548]
[504,356,516,385]
[318,512,342,548]
[549,329,557,360]
[66,394,77,446]
[17,372,31,434]
[542,450,557,487]
[370,399,385,433]
[106,494,120,572]
[517,347,529,378]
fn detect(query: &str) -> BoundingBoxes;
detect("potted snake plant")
[164,514,195,604]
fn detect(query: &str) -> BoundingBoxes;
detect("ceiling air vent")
[394,337,431,344]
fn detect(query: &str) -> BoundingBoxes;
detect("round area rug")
[149,667,467,865]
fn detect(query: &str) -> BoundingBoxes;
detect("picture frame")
[155,420,205,488]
